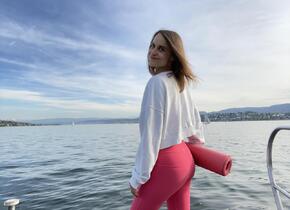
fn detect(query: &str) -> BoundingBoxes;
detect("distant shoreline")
[2,103,290,127]
[0,120,42,127]
[206,111,290,122]
[1,117,290,127]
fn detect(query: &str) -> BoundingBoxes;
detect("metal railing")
[3,199,20,210]
[267,126,290,210]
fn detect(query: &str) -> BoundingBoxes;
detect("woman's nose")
[150,48,158,55]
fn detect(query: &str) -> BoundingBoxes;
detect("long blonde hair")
[148,29,199,93]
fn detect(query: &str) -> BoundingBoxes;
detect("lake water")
[0,120,290,210]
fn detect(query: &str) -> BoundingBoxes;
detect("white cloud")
[0,88,140,113]
[178,1,290,111]
[0,56,147,103]
[0,19,144,61]
[24,69,146,101]
[1,0,290,119]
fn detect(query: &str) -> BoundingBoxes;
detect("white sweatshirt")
[129,70,205,190]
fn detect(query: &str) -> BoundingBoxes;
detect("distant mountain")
[26,117,139,125]
[214,103,290,114]
[25,118,75,125]
[23,103,290,125]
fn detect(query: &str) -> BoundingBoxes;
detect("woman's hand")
[188,135,203,144]
[129,183,140,197]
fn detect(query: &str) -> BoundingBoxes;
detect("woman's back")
[141,71,205,150]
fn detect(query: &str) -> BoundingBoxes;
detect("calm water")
[0,121,290,210]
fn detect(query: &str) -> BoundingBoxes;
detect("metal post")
[3,199,20,210]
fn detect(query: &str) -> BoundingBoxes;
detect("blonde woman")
[129,29,205,210]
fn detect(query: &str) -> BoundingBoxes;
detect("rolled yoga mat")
[185,143,232,176]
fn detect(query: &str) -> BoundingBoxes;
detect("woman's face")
[148,33,173,70]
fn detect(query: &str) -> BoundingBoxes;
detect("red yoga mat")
[185,143,232,176]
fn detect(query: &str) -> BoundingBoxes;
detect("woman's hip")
[155,140,194,169]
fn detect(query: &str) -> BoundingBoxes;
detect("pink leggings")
[130,141,195,210]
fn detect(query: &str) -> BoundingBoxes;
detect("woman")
[129,29,205,210]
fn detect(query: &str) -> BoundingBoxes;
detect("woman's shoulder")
[150,71,175,85]
[143,75,167,97]
[147,74,167,88]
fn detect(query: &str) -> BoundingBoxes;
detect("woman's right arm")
[129,77,166,190]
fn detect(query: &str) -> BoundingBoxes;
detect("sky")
[0,0,290,121]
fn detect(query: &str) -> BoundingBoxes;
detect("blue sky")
[0,0,290,121]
